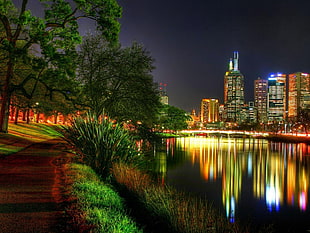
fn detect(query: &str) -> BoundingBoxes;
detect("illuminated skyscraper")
[254,78,268,123]
[200,98,219,123]
[267,73,286,122]
[224,51,244,123]
[288,72,310,120]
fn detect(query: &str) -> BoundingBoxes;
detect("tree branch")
[13,0,28,41]
[0,15,12,39]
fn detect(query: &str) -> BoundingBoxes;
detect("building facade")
[267,73,286,122]
[240,101,257,123]
[254,77,268,123]
[159,83,169,105]
[288,72,310,120]
[224,51,245,123]
[200,98,219,123]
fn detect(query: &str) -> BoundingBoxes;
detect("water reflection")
[153,137,310,223]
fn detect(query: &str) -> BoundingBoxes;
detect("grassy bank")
[2,123,274,232]
[61,115,261,232]
[112,163,246,233]
[67,163,142,233]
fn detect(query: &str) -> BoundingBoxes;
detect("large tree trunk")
[0,92,11,133]
[0,62,13,133]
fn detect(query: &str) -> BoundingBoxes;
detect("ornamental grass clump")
[63,112,141,176]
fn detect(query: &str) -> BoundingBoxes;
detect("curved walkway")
[0,138,72,233]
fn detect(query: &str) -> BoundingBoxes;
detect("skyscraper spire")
[233,51,239,71]
[224,51,244,123]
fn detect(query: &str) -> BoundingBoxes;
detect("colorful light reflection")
[266,186,280,212]
[155,137,310,221]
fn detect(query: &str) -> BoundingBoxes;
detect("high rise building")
[254,77,268,123]
[224,51,245,123]
[267,73,286,122]
[200,99,208,123]
[288,72,310,120]
[159,83,168,105]
[200,98,219,123]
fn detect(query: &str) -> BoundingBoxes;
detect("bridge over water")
[180,129,269,137]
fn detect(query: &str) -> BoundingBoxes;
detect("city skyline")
[119,0,310,112]
[10,0,310,112]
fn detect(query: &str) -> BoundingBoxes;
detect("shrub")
[62,112,141,176]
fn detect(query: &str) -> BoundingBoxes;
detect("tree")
[0,0,121,132]
[157,105,191,131]
[77,34,161,126]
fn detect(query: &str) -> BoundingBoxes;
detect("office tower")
[200,98,219,123]
[200,99,208,123]
[159,83,168,105]
[288,72,310,120]
[224,51,245,123]
[254,78,268,123]
[267,73,286,122]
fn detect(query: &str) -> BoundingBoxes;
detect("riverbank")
[265,133,310,144]
[1,123,278,232]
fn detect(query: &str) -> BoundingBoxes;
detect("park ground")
[0,124,74,233]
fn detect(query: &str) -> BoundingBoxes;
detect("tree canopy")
[0,0,121,132]
[77,34,161,126]
[157,105,191,131]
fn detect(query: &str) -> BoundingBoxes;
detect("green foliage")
[70,163,142,233]
[77,34,161,126]
[157,105,191,131]
[0,0,122,132]
[62,112,141,176]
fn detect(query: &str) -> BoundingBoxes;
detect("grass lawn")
[0,123,62,155]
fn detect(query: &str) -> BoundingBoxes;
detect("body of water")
[152,137,310,232]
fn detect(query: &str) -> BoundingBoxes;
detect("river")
[152,136,310,232]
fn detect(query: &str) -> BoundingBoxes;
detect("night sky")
[118,0,310,112]
[12,0,310,112]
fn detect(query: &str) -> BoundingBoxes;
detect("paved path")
[0,139,72,233]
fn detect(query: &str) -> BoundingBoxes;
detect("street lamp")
[35,102,39,123]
